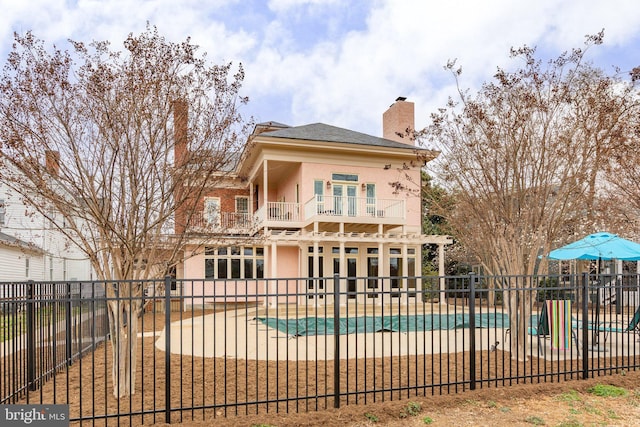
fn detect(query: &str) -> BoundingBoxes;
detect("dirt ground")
[169,371,640,426]
[10,309,640,426]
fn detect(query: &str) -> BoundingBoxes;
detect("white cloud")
[267,0,341,13]
[245,0,640,135]
[1,0,639,137]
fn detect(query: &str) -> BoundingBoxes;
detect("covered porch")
[263,230,452,307]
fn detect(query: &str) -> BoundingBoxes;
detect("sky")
[1,0,639,142]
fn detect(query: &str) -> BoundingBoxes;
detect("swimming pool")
[256,313,510,337]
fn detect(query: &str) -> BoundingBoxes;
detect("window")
[331,173,358,182]
[307,246,324,299]
[236,197,248,213]
[407,256,416,297]
[204,197,220,226]
[25,257,30,278]
[49,256,54,281]
[366,184,376,216]
[314,180,324,214]
[389,248,401,297]
[367,248,379,298]
[0,200,6,225]
[204,246,265,280]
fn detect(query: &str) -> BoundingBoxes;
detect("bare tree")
[0,25,250,397]
[419,32,640,360]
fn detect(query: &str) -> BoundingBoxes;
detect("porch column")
[339,222,345,306]
[263,160,269,234]
[378,240,385,306]
[270,241,277,308]
[313,241,321,307]
[402,242,408,306]
[438,243,446,305]
[416,245,423,305]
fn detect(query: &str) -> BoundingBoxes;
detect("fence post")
[164,275,172,424]
[26,280,36,392]
[66,281,73,366]
[581,272,589,379]
[333,273,340,409]
[468,274,476,391]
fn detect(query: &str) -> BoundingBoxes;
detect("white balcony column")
[263,160,269,234]
[313,241,321,307]
[270,241,278,308]
[402,242,408,306]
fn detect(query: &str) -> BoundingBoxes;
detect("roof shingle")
[260,123,423,150]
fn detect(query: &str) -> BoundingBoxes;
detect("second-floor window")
[314,180,324,213]
[236,196,248,213]
[366,183,376,215]
[331,173,358,182]
[0,199,6,226]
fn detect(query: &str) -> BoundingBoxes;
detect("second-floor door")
[333,184,357,216]
[204,197,220,227]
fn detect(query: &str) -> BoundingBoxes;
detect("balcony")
[254,202,303,226]
[187,196,406,235]
[188,212,254,234]
[304,195,404,222]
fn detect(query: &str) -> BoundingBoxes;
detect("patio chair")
[585,305,640,347]
[624,305,640,340]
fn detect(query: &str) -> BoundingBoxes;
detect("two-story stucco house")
[179,98,451,307]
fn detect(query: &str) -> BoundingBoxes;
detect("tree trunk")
[506,282,530,362]
[107,297,138,398]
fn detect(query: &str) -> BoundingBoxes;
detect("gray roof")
[255,121,290,128]
[260,123,422,150]
[0,231,45,253]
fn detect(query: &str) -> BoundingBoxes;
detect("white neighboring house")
[0,179,93,284]
[0,231,45,281]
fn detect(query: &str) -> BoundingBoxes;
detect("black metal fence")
[1,273,640,425]
[0,281,109,405]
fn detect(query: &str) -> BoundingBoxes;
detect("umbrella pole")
[591,257,605,351]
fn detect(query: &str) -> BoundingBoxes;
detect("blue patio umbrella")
[547,232,640,261]
[547,232,640,348]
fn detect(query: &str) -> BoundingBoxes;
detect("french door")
[333,184,357,216]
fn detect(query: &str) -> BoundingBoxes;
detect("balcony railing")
[304,195,404,220]
[188,211,254,233]
[260,202,302,222]
[187,196,405,234]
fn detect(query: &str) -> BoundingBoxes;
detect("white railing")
[265,202,301,222]
[303,195,404,220]
[189,212,254,232]
[189,196,404,233]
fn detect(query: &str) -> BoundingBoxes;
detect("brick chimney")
[172,99,188,235]
[173,99,188,167]
[383,97,415,145]
[45,150,60,176]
